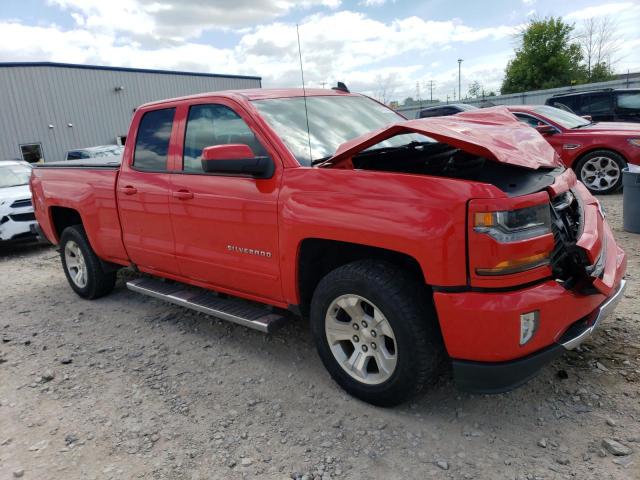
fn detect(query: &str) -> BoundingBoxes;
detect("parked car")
[546,89,640,123]
[0,160,38,243]
[65,145,124,161]
[416,103,478,118]
[30,93,626,406]
[507,105,640,194]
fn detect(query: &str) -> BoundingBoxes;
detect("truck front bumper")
[451,279,627,393]
[434,225,627,393]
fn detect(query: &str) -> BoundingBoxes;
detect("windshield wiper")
[572,122,594,129]
[356,140,431,156]
[310,156,332,166]
[311,140,432,166]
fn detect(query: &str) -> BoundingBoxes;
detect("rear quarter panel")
[30,167,129,265]
[279,167,504,304]
[556,132,639,167]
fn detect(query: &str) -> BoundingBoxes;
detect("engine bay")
[352,141,563,196]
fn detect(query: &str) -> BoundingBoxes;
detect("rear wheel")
[60,225,116,299]
[310,260,443,406]
[575,150,626,194]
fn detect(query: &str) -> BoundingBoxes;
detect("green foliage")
[589,62,616,83]
[501,17,586,94]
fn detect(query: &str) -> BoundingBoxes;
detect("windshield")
[253,95,429,165]
[533,105,590,129]
[0,163,31,188]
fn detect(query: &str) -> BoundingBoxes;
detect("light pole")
[457,58,463,102]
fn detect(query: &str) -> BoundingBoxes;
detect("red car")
[30,92,627,406]
[507,105,640,194]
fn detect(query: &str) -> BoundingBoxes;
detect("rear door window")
[183,104,268,173]
[133,108,176,171]
[550,95,581,114]
[616,92,640,110]
[582,93,612,115]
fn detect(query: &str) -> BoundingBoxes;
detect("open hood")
[319,107,562,170]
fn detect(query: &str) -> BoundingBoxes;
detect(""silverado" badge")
[227,245,272,258]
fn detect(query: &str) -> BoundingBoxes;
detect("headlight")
[628,138,640,148]
[474,203,552,242]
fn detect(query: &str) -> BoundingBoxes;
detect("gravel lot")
[1,193,639,480]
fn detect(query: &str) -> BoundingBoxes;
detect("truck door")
[168,101,283,302]
[116,107,180,274]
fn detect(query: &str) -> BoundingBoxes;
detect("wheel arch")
[296,238,427,317]
[49,206,83,242]
[574,146,629,166]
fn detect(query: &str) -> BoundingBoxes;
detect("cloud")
[48,0,342,39]
[14,2,630,102]
[358,0,391,6]
[564,1,637,20]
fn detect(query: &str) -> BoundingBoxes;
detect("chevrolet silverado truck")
[30,89,627,406]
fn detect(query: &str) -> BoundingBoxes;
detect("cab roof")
[140,88,355,109]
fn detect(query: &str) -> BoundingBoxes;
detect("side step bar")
[126,277,286,333]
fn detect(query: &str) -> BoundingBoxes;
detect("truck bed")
[36,158,122,169]
[30,161,129,265]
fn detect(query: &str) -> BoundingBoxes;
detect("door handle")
[119,186,137,195]
[172,190,194,200]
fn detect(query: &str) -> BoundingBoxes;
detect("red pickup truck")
[30,89,627,406]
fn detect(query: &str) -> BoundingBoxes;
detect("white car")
[65,145,124,160]
[0,161,38,243]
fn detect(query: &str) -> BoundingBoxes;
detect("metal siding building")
[0,62,261,162]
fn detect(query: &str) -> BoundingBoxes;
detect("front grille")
[550,190,587,286]
[9,212,36,222]
[10,198,32,208]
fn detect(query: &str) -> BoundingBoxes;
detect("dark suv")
[415,103,478,118]
[546,89,640,123]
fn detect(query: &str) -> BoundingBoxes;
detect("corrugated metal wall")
[395,77,640,119]
[0,64,261,162]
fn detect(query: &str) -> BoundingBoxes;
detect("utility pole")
[426,80,434,102]
[446,94,450,104]
[453,87,456,101]
[457,58,463,103]
[320,81,327,88]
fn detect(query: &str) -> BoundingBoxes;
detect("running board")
[126,277,286,333]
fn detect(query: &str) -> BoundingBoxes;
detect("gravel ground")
[1,193,639,480]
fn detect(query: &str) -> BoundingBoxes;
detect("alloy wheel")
[64,240,88,288]
[325,294,398,385]
[580,156,621,192]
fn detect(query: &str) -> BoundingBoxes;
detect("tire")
[60,225,116,299]
[310,260,443,407]
[574,150,626,194]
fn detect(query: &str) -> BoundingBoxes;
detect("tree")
[467,80,482,98]
[578,17,620,82]
[501,17,586,94]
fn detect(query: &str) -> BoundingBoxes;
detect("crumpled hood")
[320,106,562,170]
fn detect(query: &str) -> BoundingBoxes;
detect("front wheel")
[575,150,626,194]
[310,260,443,406]
[60,225,116,299]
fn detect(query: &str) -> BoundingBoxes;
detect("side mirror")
[201,144,274,179]
[535,124,556,136]
[581,115,592,121]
